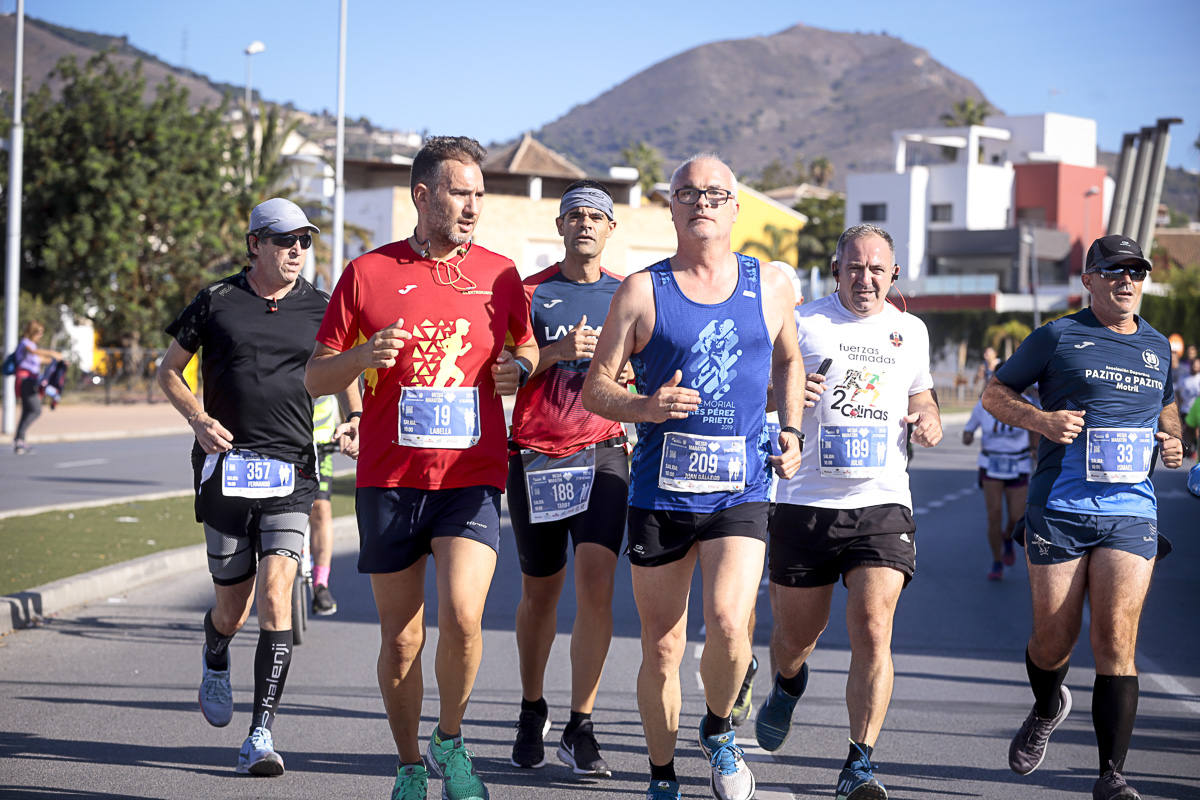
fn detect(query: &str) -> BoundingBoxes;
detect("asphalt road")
[1,435,1198,799]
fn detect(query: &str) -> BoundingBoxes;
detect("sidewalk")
[0,399,189,444]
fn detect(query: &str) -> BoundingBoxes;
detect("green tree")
[793,195,845,271]
[619,140,663,196]
[0,53,240,346]
[984,319,1032,359]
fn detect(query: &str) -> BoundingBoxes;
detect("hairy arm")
[156,340,232,453]
[982,377,1086,444]
[305,319,412,398]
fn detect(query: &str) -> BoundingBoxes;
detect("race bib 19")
[221,451,296,498]
[523,447,596,524]
[819,424,888,478]
[658,432,747,493]
[398,386,481,449]
[1085,427,1153,483]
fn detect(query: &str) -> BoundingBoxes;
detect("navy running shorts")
[506,445,630,578]
[768,503,917,588]
[1019,505,1162,565]
[356,485,501,574]
[627,502,769,567]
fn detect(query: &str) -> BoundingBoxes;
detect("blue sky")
[9,0,1200,170]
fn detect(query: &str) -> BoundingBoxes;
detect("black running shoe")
[311,584,338,616]
[1009,685,1072,775]
[557,719,611,777]
[511,707,551,768]
[1093,764,1141,800]
[730,655,758,727]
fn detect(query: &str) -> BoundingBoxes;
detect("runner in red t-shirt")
[305,136,537,800]
[506,180,631,777]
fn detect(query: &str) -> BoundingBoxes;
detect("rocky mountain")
[535,24,993,187]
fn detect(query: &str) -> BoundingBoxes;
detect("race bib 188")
[523,447,596,523]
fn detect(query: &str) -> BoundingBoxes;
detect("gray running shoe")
[236,726,284,776]
[1009,685,1072,775]
[755,663,807,752]
[198,646,233,727]
[1093,764,1141,800]
[698,726,755,800]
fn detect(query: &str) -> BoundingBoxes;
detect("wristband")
[346,411,362,421]
[780,425,805,450]
[515,357,532,388]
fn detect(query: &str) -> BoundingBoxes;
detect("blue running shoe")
[698,726,755,800]
[236,726,284,776]
[835,741,887,800]
[646,779,681,800]
[755,663,808,752]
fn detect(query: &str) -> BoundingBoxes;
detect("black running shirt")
[165,270,328,468]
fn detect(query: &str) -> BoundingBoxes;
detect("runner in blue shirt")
[982,234,1185,800]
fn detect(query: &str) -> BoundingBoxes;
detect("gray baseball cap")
[249,198,320,234]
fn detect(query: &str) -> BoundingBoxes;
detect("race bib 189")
[1085,427,1153,483]
[398,386,481,449]
[523,447,596,524]
[818,424,888,478]
[658,432,747,493]
[221,451,296,498]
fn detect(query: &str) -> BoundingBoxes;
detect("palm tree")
[808,157,834,188]
[984,319,1032,359]
[620,140,664,196]
[940,97,996,127]
[741,224,796,264]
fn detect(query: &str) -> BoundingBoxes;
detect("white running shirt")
[775,294,933,510]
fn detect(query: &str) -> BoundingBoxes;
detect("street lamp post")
[1022,226,1040,328]
[1082,186,1100,308]
[243,41,266,187]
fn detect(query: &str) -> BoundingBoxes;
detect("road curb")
[0,516,359,637]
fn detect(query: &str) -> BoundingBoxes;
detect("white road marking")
[752,787,796,799]
[695,670,703,690]
[54,458,109,469]
[693,643,704,659]
[1141,653,1200,717]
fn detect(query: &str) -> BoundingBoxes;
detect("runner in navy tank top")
[983,234,1185,800]
[583,155,805,800]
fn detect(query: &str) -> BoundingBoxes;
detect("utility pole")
[3,0,26,434]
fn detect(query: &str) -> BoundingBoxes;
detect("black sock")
[564,710,591,736]
[203,610,234,671]
[844,741,873,769]
[1026,648,1068,718]
[521,696,548,718]
[1093,674,1138,774]
[250,628,292,734]
[777,664,809,697]
[649,758,676,783]
[701,706,732,738]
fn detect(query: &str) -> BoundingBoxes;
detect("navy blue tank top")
[629,253,772,511]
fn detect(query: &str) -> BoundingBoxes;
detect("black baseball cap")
[1085,234,1151,272]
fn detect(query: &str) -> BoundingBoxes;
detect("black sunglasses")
[1089,266,1147,282]
[259,232,313,249]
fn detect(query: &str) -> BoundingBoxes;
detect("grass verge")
[0,474,356,596]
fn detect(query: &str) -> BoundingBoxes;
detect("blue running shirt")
[995,309,1174,518]
[629,254,772,512]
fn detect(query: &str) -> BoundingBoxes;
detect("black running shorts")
[768,503,917,588]
[627,501,769,567]
[356,485,501,574]
[506,445,630,577]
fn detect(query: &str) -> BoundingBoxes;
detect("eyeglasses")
[262,233,313,249]
[1089,266,1147,282]
[672,187,734,206]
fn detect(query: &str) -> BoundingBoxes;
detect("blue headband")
[559,186,614,220]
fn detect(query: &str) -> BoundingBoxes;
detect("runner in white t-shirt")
[963,389,1039,580]
[755,224,942,800]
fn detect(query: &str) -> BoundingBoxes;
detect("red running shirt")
[316,240,533,490]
